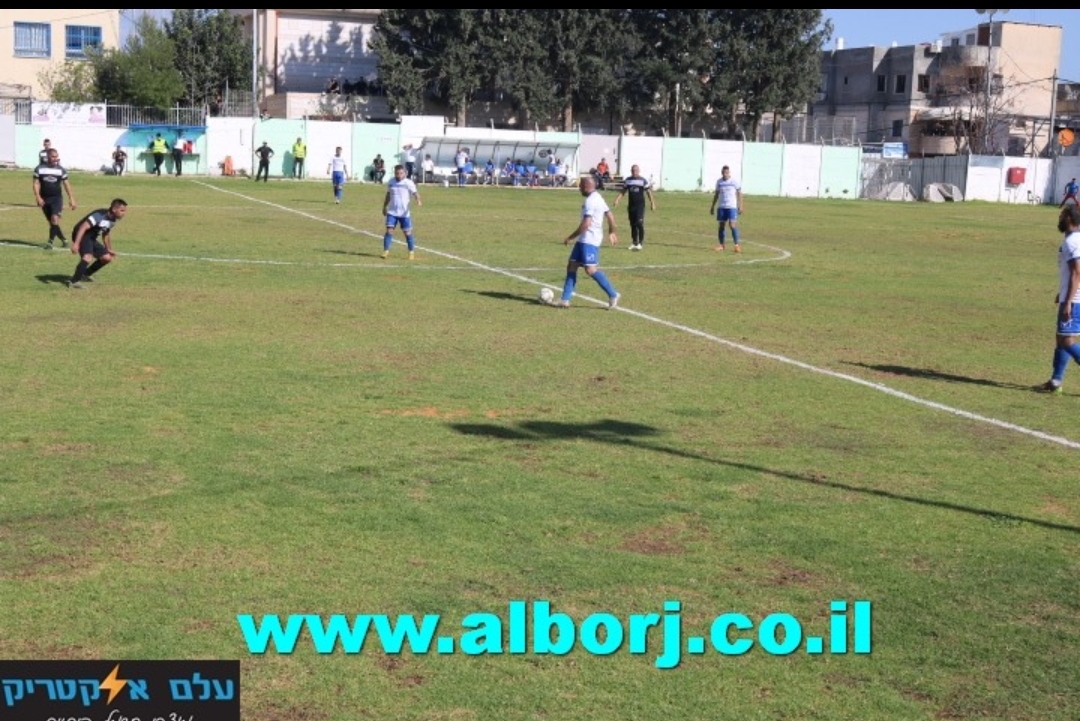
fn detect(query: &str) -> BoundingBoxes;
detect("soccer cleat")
[608,293,620,310]
[81,275,95,283]
[334,199,340,204]
[44,241,54,250]
[65,280,85,289]
[408,251,415,260]
[1035,380,1063,394]
[714,244,725,251]
[552,300,570,308]
[381,250,389,259]
[733,244,742,253]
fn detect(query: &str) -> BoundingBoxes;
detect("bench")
[578,173,624,191]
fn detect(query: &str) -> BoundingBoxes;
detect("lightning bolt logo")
[99,664,128,705]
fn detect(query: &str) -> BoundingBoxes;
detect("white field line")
[12,180,1078,449]
[193,182,1080,450]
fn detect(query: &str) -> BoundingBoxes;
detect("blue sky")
[824,10,1080,82]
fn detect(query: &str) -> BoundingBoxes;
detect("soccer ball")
[539,287,555,304]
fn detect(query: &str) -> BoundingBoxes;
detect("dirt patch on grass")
[376,656,406,673]
[41,442,95,456]
[619,518,710,556]
[766,559,822,589]
[246,700,332,721]
[1038,496,1073,518]
[0,516,169,581]
[375,655,425,687]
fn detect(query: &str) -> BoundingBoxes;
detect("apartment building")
[812,21,1061,157]
[0,10,122,99]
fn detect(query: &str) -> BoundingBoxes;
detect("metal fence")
[106,105,207,127]
[860,155,969,199]
[3,96,260,126]
[776,115,858,146]
[0,98,31,124]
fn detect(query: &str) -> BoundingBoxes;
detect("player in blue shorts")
[382,165,422,260]
[327,147,348,204]
[709,165,744,252]
[1037,205,1080,392]
[550,176,619,309]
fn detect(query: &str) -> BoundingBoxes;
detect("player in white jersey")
[550,176,620,309]
[709,165,743,252]
[327,147,349,204]
[381,165,422,260]
[1037,205,1080,392]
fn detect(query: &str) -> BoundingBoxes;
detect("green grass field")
[2,170,1078,720]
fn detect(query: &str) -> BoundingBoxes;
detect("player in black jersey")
[32,149,77,249]
[65,199,128,289]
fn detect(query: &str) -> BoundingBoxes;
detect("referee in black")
[613,164,656,251]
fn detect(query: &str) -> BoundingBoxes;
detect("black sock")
[49,224,59,240]
[85,260,106,277]
[72,260,89,282]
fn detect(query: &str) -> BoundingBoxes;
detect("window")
[951,37,960,47]
[917,74,930,93]
[14,22,50,58]
[892,119,904,137]
[65,25,102,59]
[877,74,886,92]
[965,33,975,45]
[895,74,907,94]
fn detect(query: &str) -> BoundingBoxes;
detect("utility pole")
[1049,70,1059,156]
[976,9,1009,153]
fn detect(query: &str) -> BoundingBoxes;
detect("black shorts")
[41,196,63,220]
[74,235,109,258]
[628,207,646,223]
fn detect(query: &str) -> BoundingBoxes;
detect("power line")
[0,10,119,32]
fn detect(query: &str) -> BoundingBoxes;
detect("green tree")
[627,10,728,136]
[369,10,487,125]
[94,14,184,107]
[717,10,832,137]
[482,10,634,132]
[37,59,99,102]
[166,9,251,106]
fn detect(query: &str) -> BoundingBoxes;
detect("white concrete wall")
[618,136,664,188]
[780,145,822,198]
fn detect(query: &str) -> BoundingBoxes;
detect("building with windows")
[812,21,1061,157]
[0,10,121,99]
[230,9,385,120]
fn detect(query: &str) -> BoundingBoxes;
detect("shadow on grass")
[467,290,545,306]
[450,418,1080,535]
[35,274,71,286]
[317,247,393,260]
[845,362,1034,392]
[1,238,50,250]
[466,289,615,310]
